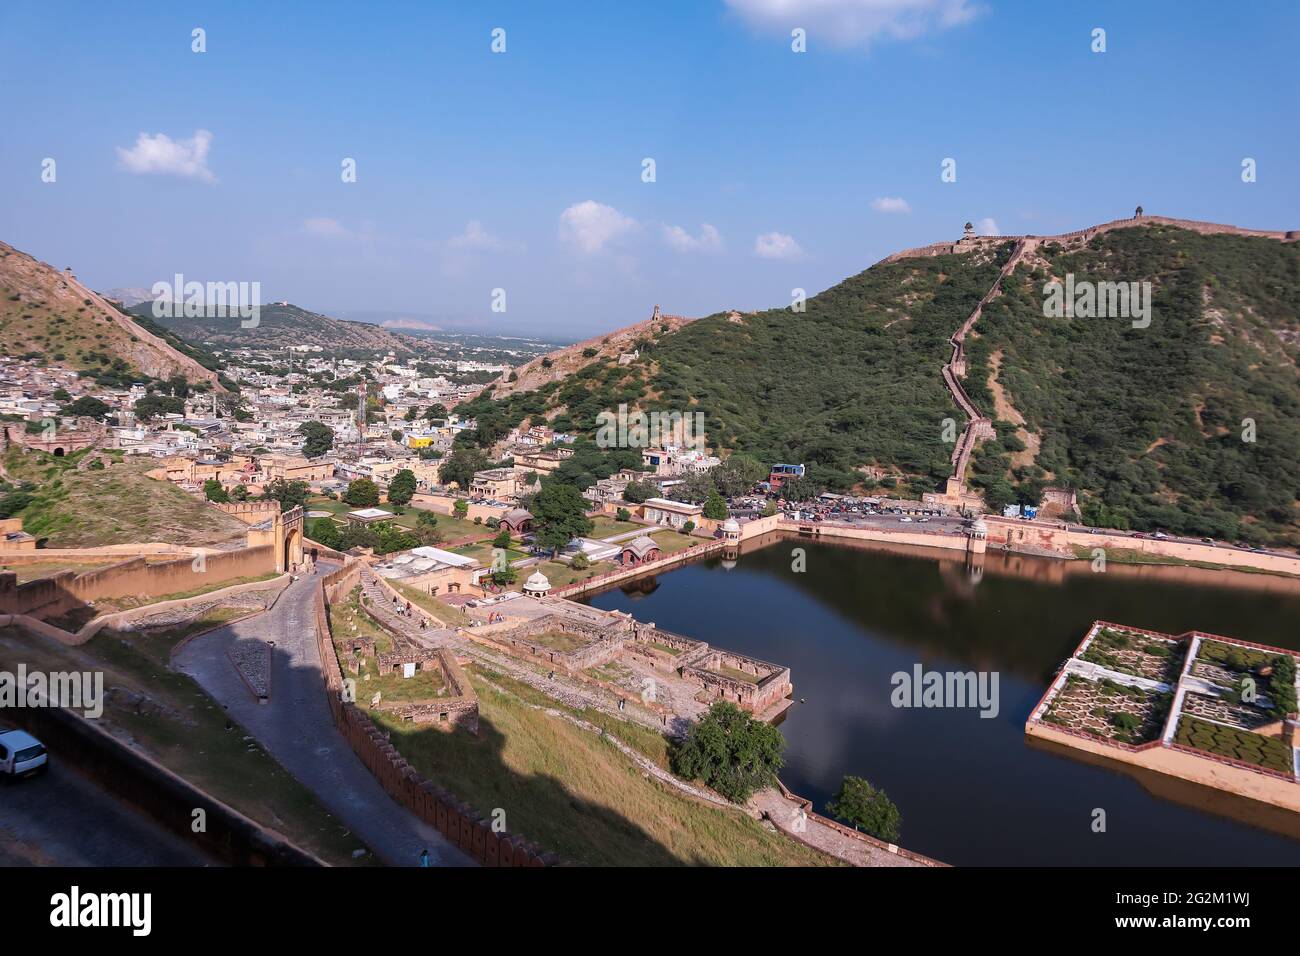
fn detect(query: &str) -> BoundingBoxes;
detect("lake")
[581,534,1300,865]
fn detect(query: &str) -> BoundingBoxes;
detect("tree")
[202,478,229,503]
[453,498,469,519]
[703,489,728,521]
[826,775,901,842]
[133,395,185,421]
[388,469,417,507]
[671,702,785,803]
[492,528,513,550]
[571,552,590,570]
[714,454,766,497]
[414,509,443,545]
[623,479,656,504]
[529,483,593,556]
[305,516,341,550]
[51,387,71,402]
[438,446,489,489]
[616,507,631,521]
[344,478,380,508]
[298,421,334,458]
[261,479,310,513]
[676,472,715,504]
[424,403,448,422]
[59,397,111,421]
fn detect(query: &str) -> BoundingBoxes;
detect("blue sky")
[2,0,1297,340]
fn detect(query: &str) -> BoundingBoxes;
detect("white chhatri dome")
[523,570,551,594]
[720,517,740,534]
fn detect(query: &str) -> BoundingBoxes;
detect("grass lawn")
[588,517,645,539]
[372,665,837,866]
[450,542,526,564]
[533,559,616,587]
[0,615,372,865]
[650,530,701,554]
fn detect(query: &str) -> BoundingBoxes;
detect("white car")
[0,729,48,779]
[899,516,913,522]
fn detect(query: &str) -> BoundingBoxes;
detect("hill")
[458,217,1300,547]
[0,240,223,389]
[133,301,427,354]
[0,448,249,549]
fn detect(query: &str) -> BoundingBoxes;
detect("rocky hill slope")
[0,240,223,388]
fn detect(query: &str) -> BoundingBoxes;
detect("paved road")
[0,759,212,866]
[173,565,472,868]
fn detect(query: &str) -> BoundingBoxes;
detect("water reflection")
[586,533,1300,865]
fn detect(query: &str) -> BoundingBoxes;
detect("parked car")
[899,516,913,523]
[0,729,48,780]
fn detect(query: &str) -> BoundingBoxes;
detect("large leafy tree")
[261,479,310,512]
[438,446,489,489]
[671,702,785,804]
[344,478,381,508]
[298,421,335,458]
[713,454,767,497]
[388,468,417,507]
[825,775,901,843]
[703,488,728,520]
[529,483,593,556]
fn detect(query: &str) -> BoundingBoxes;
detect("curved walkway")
[173,564,472,867]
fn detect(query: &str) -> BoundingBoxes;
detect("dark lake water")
[581,535,1300,866]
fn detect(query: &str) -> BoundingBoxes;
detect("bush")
[671,702,785,803]
[825,775,902,843]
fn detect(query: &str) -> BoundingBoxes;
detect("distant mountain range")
[124,301,427,353]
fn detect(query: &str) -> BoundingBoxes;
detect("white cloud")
[448,220,510,252]
[870,196,911,213]
[724,0,981,48]
[662,223,723,253]
[976,217,1000,236]
[302,217,350,238]
[116,129,215,182]
[754,231,803,259]
[558,201,638,254]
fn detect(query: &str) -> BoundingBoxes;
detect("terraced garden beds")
[1174,715,1294,775]
[1041,675,1171,745]
[1079,627,1185,683]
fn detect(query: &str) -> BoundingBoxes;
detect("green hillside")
[966,225,1300,546]
[454,223,1299,547]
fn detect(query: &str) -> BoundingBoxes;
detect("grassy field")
[450,541,526,564]
[372,665,836,866]
[4,449,248,548]
[0,612,372,865]
[588,517,645,538]
[532,558,616,587]
[650,529,701,554]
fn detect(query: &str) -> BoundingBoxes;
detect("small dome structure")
[523,570,551,596]
[721,517,740,534]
